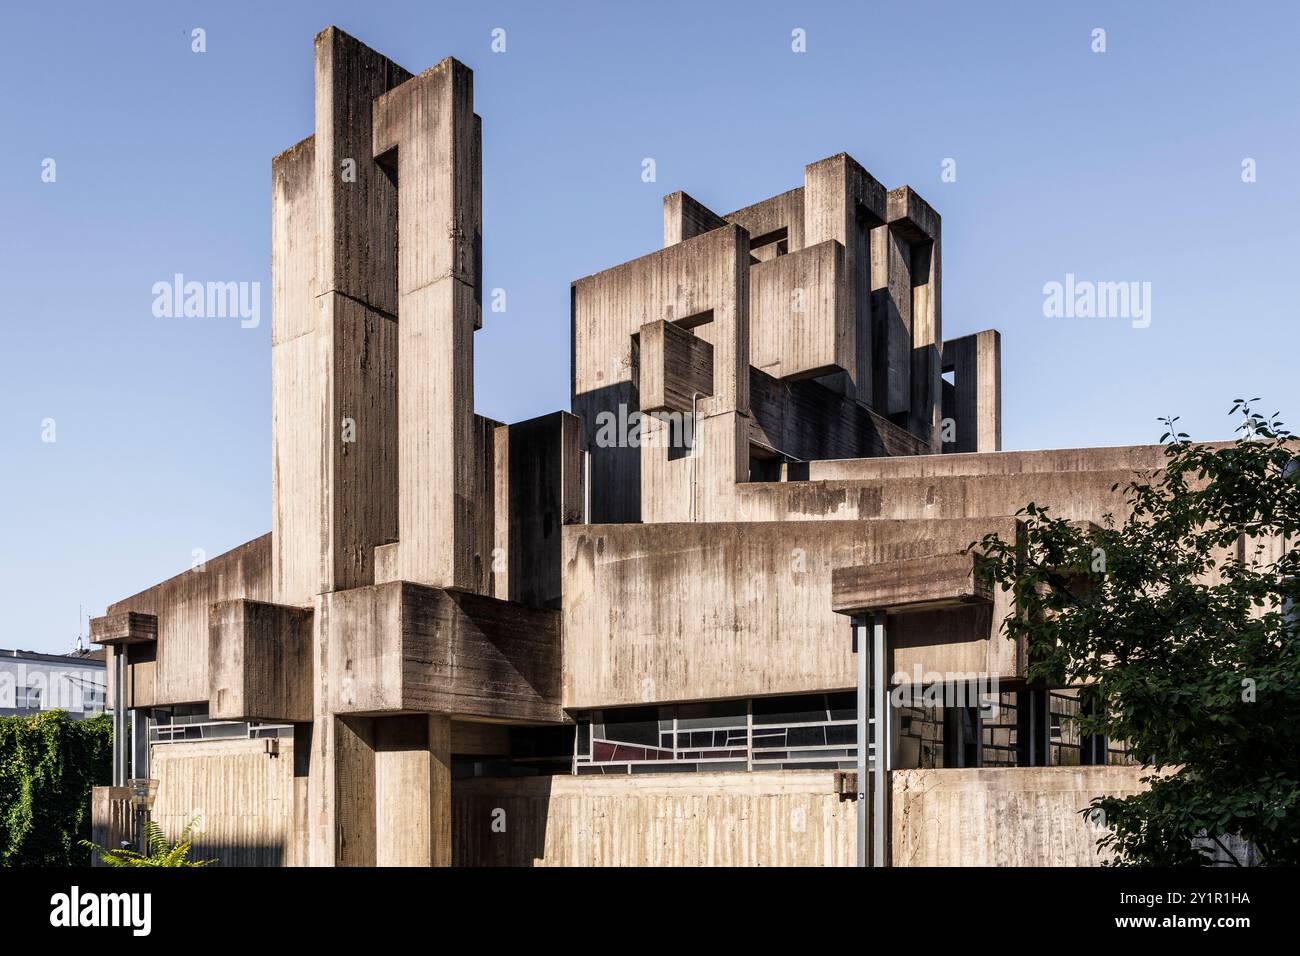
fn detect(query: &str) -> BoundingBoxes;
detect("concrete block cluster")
[90,27,1167,868]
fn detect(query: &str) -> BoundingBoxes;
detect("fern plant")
[81,816,215,867]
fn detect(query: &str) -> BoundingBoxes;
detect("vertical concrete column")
[803,154,885,403]
[332,715,377,866]
[329,713,472,869]
[271,138,321,608]
[370,715,452,866]
[887,187,943,453]
[306,28,410,868]
[492,412,584,607]
[314,26,409,593]
[941,329,1001,453]
[372,59,482,591]
[870,224,913,417]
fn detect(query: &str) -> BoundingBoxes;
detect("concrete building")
[92,28,1161,867]
[0,648,106,720]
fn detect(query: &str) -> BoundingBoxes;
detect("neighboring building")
[0,647,106,720]
[92,27,1163,867]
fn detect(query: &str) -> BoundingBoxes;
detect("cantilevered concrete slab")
[830,552,992,615]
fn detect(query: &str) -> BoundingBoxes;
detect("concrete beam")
[724,187,806,255]
[830,553,991,615]
[208,599,313,723]
[89,611,157,647]
[749,239,849,381]
[638,319,714,414]
[326,582,562,721]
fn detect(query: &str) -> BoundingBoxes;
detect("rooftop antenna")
[74,604,84,654]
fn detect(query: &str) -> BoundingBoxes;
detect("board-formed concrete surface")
[90,25,1205,868]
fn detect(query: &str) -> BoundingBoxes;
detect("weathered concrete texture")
[453,771,858,867]
[736,469,1143,524]
[149,739,295,867]
[561,519,1021,709]
[208,599,313,723]
[749,366,928,463]
[139,756,1146,868]
[804,153,885,403]
[749,239,849,380]
[105,534,272,707]
[638,319,714,415]
[942,329,1000,454]
[662,190,726,247]
[453,766,1145,866]
[315,27,407,593]
[492,411,584,609]
[639,409,749,523]
[271,135,322,608]
[807,442,1177,481]
[573,224,750,523]
[88,610,156,646]
[892,766,1149,866]
[887,187,942,450]
[326,581,562,722]
[90,788,136,866]
[313,26,409,314]
[373,58,483,591]
[332,714,451,866]
[723,187,806,255]
[831,552,991,615]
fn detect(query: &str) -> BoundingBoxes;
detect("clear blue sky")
[3,1,1297,653]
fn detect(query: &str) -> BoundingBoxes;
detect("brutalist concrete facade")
[92,27,1162,867]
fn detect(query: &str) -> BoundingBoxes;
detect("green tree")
[972,401,1300,866]
[0,710,112,865]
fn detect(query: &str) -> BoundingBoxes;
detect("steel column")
[853,617,868,867]
[872,610,889,867]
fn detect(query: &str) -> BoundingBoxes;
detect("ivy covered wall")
[0,711,112,866]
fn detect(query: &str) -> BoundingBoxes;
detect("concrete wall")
[562,518,1021,708]
[453,771,857,867]
[453,766,1147,867]
[806,443,1174,481]
[107,534,272,708]
[137,742,1147,867]
[149,738,295,867]
[892,766,1148,866]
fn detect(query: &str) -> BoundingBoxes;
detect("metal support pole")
[872,610,889,867]
[131,708,150,780]
[112,648,127,787]
[853,617,868,867]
